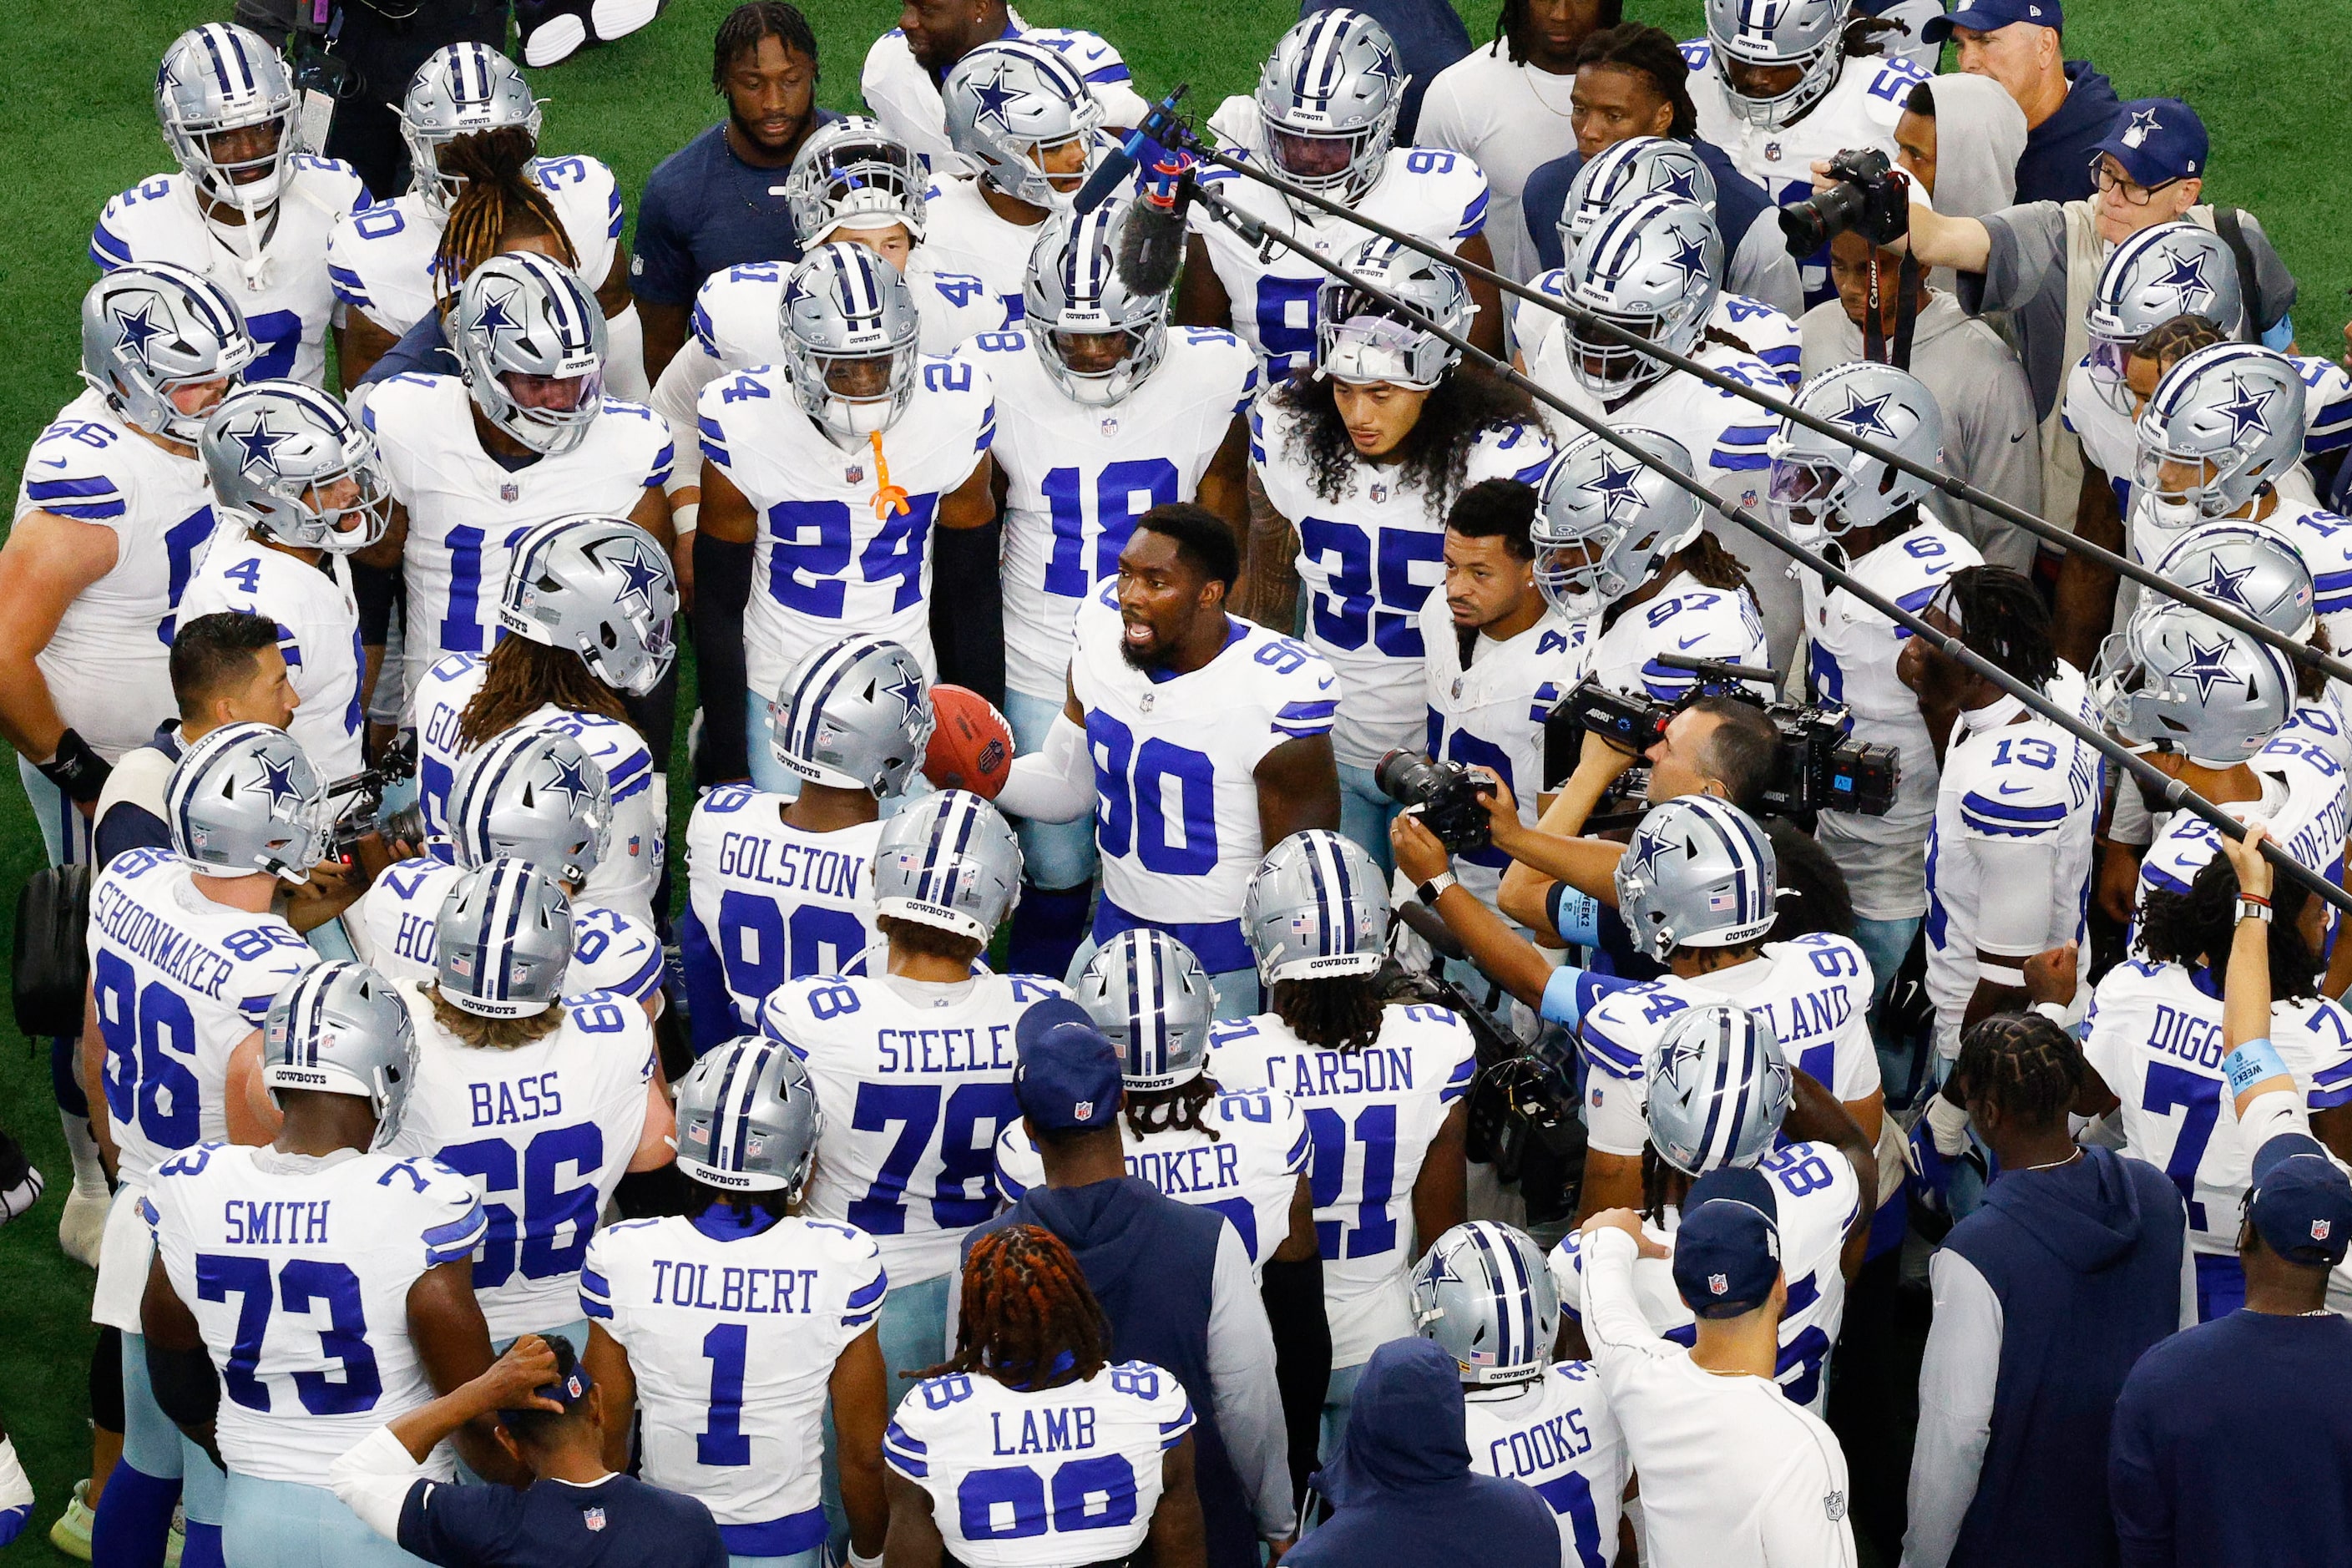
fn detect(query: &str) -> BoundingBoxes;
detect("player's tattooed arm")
[883,1466,948,1568]
[1146,1434,1210,1568]
[407,1257,528,1485]
[1453,232,1506,362]
[831,1328,892,1559]
[1195,414,1252,554]
[1236,469,1299,629]
[579,1324,637,1474]
[0,509,120,772]
[352,500,409,574]
[1255,734,1341,842]
[1171,233,1231,331]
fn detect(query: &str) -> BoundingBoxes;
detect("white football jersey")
[1551,1139,1860,1410]
[1252,395,1553,768]
[695,355,992,696]
[1067,583,1340,967]
[917,176,1055,330]
[2134,720,2350,911]
[362,373,672,694]
[1803,523,1981,922]
[2067,352,2351,510]
[763,971,1070,1283]
[684,784,883,1035]
[410,653,665,926]
[93,156,370,387]
[86,847,316,1185]
[326,156,623,336]
[1580,933,1879,1160]
[382,979,655,1338]
[1206,1004,1478,1364]
[959,326,1258,701]
[15,389,219,758]
[1518,272,1803,394]
[1192,111,1491,379]
[1523,345,1784,517]
[583,1211,887,1529]
[140,1141,485,1484]
[1586,572,1771,701]
[178,529,365,781]
[860,18,1152,177]
[995,1083,1311,1272]
[346,854,664,1005]
[884,1358,1194,1568]
[2084,959,2352,1256]
[1463,1362,1627,1568]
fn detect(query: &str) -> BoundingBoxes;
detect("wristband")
[1977,960,2027,986]
[2238,896,2273,925]
[2223,1039,2289,1097]
[1416,871,1458,907]
[35,728,112,805]
[670,500,698,537]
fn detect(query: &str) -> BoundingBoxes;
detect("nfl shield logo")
[1369,482,1388,503]
[500,482,520,503]
[845,463,865,484]
[1075,1100,1094,1119]
[1765,141,1783,162]
[1451,678,1464,699]
[2317,1220,2334,1242]
[1100,416,1120,438]
[583,1508,606,1532]
[1708,1272,1729,1296]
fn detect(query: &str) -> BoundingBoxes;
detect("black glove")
[35,729,112,805]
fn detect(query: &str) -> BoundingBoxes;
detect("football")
[923,685,1015,798]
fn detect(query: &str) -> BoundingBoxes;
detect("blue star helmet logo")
[1832,387,1899,440]
[2148,249,2213,312]
[2167,632,2244,705]
[606,540,668,613]
[541,756,599,812]
[969,62,1023,135]
[1661,230,1710,290]
[1626,823,1674,884]
[1579,452,1650,526]
[2195,554,2256,607]
[226,413,291,480]
[255,753,307,812]
[1422,1248,1466,1290]
[2218,373,2277,440]
[1657,163,1700,202]
[879,664,923,716]
[470,284,524,350]
[112,298,169,371]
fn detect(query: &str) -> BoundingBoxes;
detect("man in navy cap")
[959,999,1294,1568]
[2108,1133,2352,1566]
[1923,0,2119,203]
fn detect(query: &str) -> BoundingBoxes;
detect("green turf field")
[1,0,2347,1555]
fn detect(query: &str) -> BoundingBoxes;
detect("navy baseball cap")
[1922,0,2061,43]
[1014,998,1124,1133]
[499,1356,592,1424]
[2091,99,2208,188]
[1672,1166,1783,1319]
[2248,1133,2352,1267]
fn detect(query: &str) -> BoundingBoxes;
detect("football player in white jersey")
[2,263,254,866]
[1177,9,1505,378]
[861,0,1149,176]
[583,1037,893,1565]
[184,381,389,782]
[989,504,1343,1014]
[760,790,1065,1389]
[693,241,994,787]
[1206,830,1475,1439]
[1413,1222,1626,1566]
[94,24,370,391]
[964,205,1257,972]
[682,636,931,1046]
[1247,240,1552,869]
[78,723,326,1568]
[411,514,678,926]
[326,44,637,390]
[137,961,508,1568]
[382,857,673,1347]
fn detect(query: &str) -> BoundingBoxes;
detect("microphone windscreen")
[1114,197,1189,296]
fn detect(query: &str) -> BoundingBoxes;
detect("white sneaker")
[59,1185,106,1268]
[48,1478,93,1560]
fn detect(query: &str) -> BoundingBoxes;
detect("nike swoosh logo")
[1318,678,1334,690]
[1677,635,1708,650]
[1997,781,2031,796]
[38,458,65,468]
[2010,430,2028,443]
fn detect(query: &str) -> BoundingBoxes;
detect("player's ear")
[493,1420,524,1468]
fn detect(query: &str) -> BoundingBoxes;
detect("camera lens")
[1374,749,1443,808]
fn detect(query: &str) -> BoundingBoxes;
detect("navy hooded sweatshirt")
[1287,1339,1561,1568]
[2011,61,2122,205]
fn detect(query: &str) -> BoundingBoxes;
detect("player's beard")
[1119,623,1179,673]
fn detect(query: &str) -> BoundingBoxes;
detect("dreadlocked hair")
[1275,361,1538,511]
[1945,565,2058,692]
[1124,1075,1222,1141]
[711,2,819,92]
[458,635,630,749]
[2132,313,2228,371]
[428,988,565,1050]
[1270,975,1388,1053]
[1951,1013,2085,1130]
[1841,15,1909,57]
[1676,530,1751,592]
[923,1226,1110,1388]
[1493,0,1625,66]
[1571,24,1696,139]
[431,127,577,309]
[2135,848,2323,1000]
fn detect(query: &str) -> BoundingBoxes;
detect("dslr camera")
[1779,148,1911,256]
[1375,749,1495,855]
[1553,657,1899,817]
[326,731,425,857]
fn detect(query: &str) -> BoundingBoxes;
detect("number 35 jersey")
[1206,1004,1476,1365]
[141,1141,486,1483]
[885,1360,1195,1568]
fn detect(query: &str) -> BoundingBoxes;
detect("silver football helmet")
[781,241,923,440]
[200,380,392,553]
[399,42,544,220]
[2092,599,2297,766]
[1646,1004,1793,1175]
[1558,136,1718,265]
[1316,237,1472,390]
[1556,195,1719,399]
[81,262,256,443]
[1705,0,1847,130]
[1244,830,1390,985]
[1026,205,1170,407]
[447,726,612,887]
[785,116,929,248]
[453,251,608,458]
[1532,427,1704,617]
[2152,521,2316,641]
[2085,222,2246,416]
[1766,361,1946,545]
[771,635,934,797]
[943,39,1105,210]
[1411,1221,1559,1387]
[434,857,574,1019]
[873,790,1024,942]
[499,514,679,696]
[154,25,299,226]
[165,721,331,883]
[674,1035,825,1196]
[263,962,417,1148]
[1615,797,1778,959]
[1255,9,1405,205]
[1075,930,1216,1092]
[2134,343,2307,533]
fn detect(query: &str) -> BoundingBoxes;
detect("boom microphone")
[1073,83,1191,215]
[1112,151,1195,296]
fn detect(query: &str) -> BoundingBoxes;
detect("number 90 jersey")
[956,326,1258,703]
[884,1359,1195,1568]
[141,1141,486,1483]
[1206,1004,1476,1366]
[1463,1363,1627,1568]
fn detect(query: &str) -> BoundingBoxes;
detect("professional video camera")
[1779,147,1911,256]
[326,731,425,857]
[1553,657,1899,817]
[1373,748,1494,855]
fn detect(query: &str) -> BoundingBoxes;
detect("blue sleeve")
[2263,315,2297,352]
[356,315,458,388]
[677,903,741,1058]
[1537,964,1642,1028]
[1520,153,1582,276]
[2107,1377,2174,1568]
[94,802,171,864]
[399,1478,523,1565]
[630,159,702,307]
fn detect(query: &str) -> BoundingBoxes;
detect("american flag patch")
[1707,891,1735,912]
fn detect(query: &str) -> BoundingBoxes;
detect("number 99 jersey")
[1548,1141,1860,1411]
[883,1358,1195,1568]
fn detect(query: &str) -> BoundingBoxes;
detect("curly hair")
[1273,362,1538,512]
[2136,848,2323,999]
[457,636,631,750]
[428,988,565,1050]
[432,126,577,309]
[1125,1075,1222,1141]
[923,1226,1110,1388]
[1951,1013,2085,1130]
[1270,976,1388,1053]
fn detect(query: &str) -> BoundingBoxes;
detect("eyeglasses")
[2090,160,2181,206]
